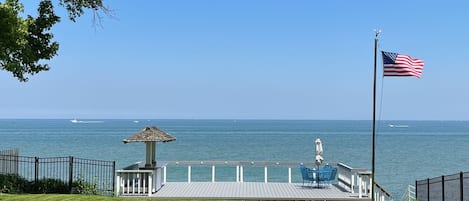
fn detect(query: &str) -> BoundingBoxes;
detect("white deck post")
[264,166,268,183]
[351,173,355,193]
[126,174,130,194]
[132,173,135,194]
[288,167,292,183]
[212,165,216,183]
[143,174,146,194]
[137,173,141,194]
[188,165,192,183]
[358,175,362,198]
[148,173,152,196]
[115,174,120,196]
[163,166,167,184]
[363,178,367,197]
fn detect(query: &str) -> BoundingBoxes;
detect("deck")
[149,182,368,200]
[116,161,391,200]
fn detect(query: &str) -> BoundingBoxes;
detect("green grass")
[0,194,126,201]
[0,194,232,201]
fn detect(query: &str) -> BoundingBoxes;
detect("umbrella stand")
[315,160,321,188]
[145,142,157,168]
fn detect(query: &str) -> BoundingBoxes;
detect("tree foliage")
[0,0,109,82]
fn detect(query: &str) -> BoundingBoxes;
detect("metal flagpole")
[372,29,380,201]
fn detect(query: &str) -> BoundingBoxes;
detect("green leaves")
[0,0,60,82]
[0,0,110,82]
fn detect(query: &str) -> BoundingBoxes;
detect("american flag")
[382,51,424,78]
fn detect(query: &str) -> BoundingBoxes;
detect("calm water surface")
[1,119,469,197]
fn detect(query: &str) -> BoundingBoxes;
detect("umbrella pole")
[145,142,152,168]
[152,142,156,166]
[317,164,320,188]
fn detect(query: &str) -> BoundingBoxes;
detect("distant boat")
[133,120,139,123]
[388,124,409,128]
[70,119,103,124]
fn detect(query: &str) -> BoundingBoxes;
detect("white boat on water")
[388,124,409,128]
[70,119,103,124]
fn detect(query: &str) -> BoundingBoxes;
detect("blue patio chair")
[317,164,337,187]
[330,166,337,180]
[299,165,315,186]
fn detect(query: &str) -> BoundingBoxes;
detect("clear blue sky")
[1,0,468,120]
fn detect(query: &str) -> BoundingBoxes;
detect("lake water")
[1,119,468,197]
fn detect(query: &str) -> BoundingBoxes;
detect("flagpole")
[372,29,380,201]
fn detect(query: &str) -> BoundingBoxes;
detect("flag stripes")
[382,51,424,78]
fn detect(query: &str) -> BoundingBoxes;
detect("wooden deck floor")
[147,182,369,200]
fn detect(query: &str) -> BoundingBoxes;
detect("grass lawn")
[0,194,129,201]
[0,194,232,201]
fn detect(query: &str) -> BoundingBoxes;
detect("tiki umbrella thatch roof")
[123,126,176,143]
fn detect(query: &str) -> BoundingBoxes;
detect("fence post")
[415,180,418,201]
[34,157,39,184]
[112,161,116,194]
[69,156,74,193]
[442,175,445,201]
[427,178,430,201]
[460,172,464,201]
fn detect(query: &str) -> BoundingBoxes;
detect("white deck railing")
[116,169,155,196]
[166,161,316,184]
[337,163,393,201]
[400,185,415,201]
[115,165,165,197]
[116,161,392,201]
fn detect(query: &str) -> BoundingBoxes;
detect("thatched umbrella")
[123,126,176,168]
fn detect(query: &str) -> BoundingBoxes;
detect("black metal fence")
[0,148,19,175]
[416,172,469,201]
[0,149,115,195]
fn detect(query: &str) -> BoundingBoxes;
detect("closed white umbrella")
[315,138,324,166]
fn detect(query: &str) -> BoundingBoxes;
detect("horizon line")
[0,118,468,121]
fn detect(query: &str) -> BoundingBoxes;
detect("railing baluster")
[132,173,135,194]
[126,174,130,194]
[264,166,268,183]
[148,173,152,196]
[188,165,191,183]
[163,166,167,184]
[358,175,362,198]
[143,173,146,194]
[212,165,216,183]
[134,174,141,194]
[288,167,291,183]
